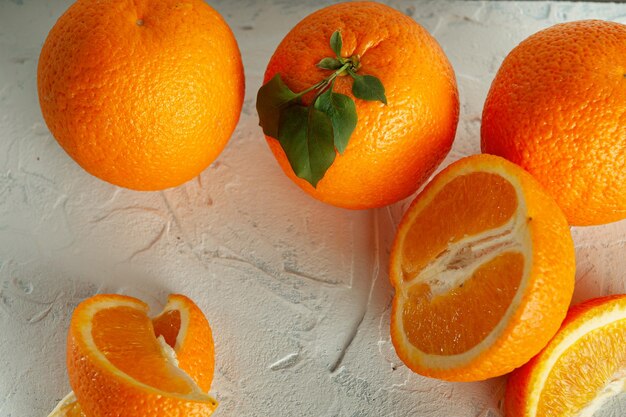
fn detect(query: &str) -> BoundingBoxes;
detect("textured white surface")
[1,1,626,416]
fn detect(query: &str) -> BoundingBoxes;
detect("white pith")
[394,163,533,369]
[403,213,525,299]
[527,304,626,417]
[79,298,214,402]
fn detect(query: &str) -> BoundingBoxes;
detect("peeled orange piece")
[389,154,575,382]
[52,294,217,417]
[506,295,626,417]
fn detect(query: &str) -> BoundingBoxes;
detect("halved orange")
[389,154,575,381]
[506,295,626,417]
[50,294,217,417]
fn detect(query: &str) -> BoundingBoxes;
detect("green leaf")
[278,105,336,188]
[351,74,387,104]
[314,89,357,154]
[277,106,309,178]
[256,74,299,138]
[306,107,336,187]
[317,57,343,70]
[330,30,342,58]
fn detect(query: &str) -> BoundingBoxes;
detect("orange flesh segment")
[403,251,524,355]
[400,171,524,355]
[402,172,518,280]
[153,309,182,348]
[538,319,626,416]
[91,306,193,394]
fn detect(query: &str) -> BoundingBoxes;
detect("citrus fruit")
[481,20,626,226]
[389,154,575,382]
[506,295,626,417]
[64,294,217,417]
[259,1,459,209]
[48,294,216,417]
[38,0,244,191]
[151,294,215,393]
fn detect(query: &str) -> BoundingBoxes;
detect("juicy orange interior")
[91,306,192,394]
[402,172,518,279]
[538,319,626,417]
[403,252,523,355]
[400,172,525,355]
[152,309,182,348]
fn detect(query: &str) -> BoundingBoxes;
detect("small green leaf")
[278,105,336,188]
[330,30,343,58]
[277,106,309,178]
[306,107,336,187]
[317,57,343,70]
[256,74,299,138]
[314,89,357,154]
[351,74,387,104]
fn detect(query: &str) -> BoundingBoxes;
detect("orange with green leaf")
[257,1,459,209]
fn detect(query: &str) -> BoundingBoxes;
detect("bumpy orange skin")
[390,154,575,382]
[263,2,459,209]
[38,0,244,191]
[482,20,626,226]
[505,295,626,417]
[67,294,217,417]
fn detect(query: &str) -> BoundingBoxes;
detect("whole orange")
[262,2,459,209]
[482,20,626,226]
[38,0,244,191]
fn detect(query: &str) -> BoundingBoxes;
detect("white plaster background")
[1,1,626,416]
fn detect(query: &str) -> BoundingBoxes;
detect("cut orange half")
[506,295,626,417]
[389,154,575,382]
[51,294,217,417]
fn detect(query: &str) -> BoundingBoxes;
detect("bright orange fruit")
[38,0,244,191]
[389,154,575,382]
[152,294,215,393]
[482,20,626,226]
[61,294,217,417]
[262,1,459,209]
[506,295,626,417]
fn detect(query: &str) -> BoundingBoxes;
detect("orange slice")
[389,154,575,381]
[506,295,626,417]
[51,294,217,417]
[152,294,215,393]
